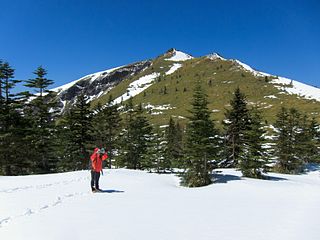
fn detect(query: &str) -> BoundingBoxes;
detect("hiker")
[90,147,108,192]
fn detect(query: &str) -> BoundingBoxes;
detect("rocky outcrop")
[55,60,152,112]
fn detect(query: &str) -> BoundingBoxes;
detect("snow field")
[1,167,320,240]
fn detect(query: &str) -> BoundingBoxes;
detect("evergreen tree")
[92,96,121,168]
[239,108,268,178]
[54,118,71,172]
[142,128,167,172]
[223,87,250,167]
[0,60,3,100]
[165,118,184,169]
[24,66,53,97]
[274,107,305,174]
[0,61,28,175]
[296,116,320,163]
[309,118,320,163]
[118,103,152,169]
[0,61,20,102]
[58,93,93,171]
[183,81,219,187]
[24,66,58,173]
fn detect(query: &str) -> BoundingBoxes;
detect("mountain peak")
[166,48,176,54]
[164,48,193,62]
[206,53,225,61]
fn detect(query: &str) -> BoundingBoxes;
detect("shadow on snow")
[212,173,242,184]
[304,163,320,173]
[212,171,288,183]
[264,175,287,181]
[98,189,125,193]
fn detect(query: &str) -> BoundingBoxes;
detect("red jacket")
[90,148,108,172]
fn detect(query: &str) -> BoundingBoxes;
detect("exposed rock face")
[56,60,152,111]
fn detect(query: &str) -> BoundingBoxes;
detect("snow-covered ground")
[1,167,320,240]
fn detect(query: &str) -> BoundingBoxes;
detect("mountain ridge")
[50,49,320,124]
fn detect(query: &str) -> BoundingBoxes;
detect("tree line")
[0,62,319,187]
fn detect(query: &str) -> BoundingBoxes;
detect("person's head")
[100,148,105,154]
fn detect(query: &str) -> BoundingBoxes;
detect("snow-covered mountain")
[50,49,320,123]
[1,167,320,240]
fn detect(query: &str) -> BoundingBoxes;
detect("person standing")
[90,148,108,192]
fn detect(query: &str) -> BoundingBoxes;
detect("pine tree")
[142,128,167,172]
[0,61,20,102]
[118,103,152,169]
[274,107,305,174]
[24,66,53,97]
[239,108,268,178]
[223,87,250,167]
[183,81,219,187]
[0,60,3,100]
[308,118,320,163]
[0,61,28,175]
[296,116,320,163]
[165,118,184,169]
[155,130,169,172]
[58,93,93,171]
[24,66,58,173]
[92,96,121,168]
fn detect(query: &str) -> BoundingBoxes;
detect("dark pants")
[91,170,101,190]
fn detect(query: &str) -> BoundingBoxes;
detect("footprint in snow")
[52,197,62,206]
[0,217,11,227]
[24,209,35,216]
[40,205,49,210]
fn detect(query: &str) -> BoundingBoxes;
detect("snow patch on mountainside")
[272,77,320,102]
[234,60,270,77]
[165,50,193,61]
[233,59,320,102]
[113,73,160,105]
[264,95,278,99]
[144,103,175,115]
[166,63,182,75]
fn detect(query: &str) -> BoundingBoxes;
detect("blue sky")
[1,0,319,91]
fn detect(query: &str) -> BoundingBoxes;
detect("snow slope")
[165,63,182,75]
[1,167,320,240]
[113,73,160,105]
[272,77,320,101]
[234,59,270,77]
[233,59,320,102]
